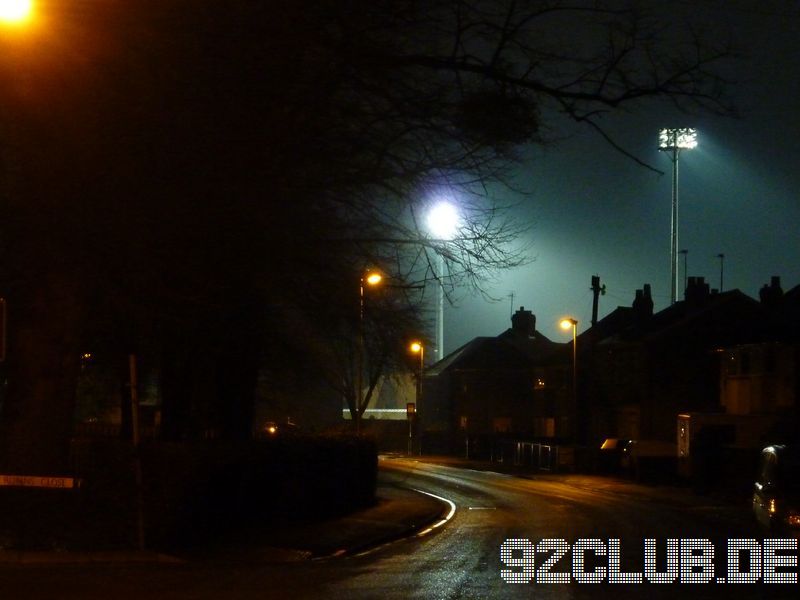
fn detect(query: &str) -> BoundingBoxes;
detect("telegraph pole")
[590,275,606,327]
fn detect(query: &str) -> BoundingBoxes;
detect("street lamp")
[426,201,460,362]
[409,341,424,455]
[659,127,697,304]
[560,318,578,441]
[0,0,33,25]
[356,269,383,433]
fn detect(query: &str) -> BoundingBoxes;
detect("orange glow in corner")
[0,0,33,25]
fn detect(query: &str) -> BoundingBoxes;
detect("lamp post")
[356,270,382,433]
[717,253,725,291]
[560,318,578,441]
[409,341,424,454]
[658,128,697,304]
[426,201,460,362]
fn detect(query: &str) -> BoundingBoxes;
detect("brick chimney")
[685,276,710,306]
[511,306,536,338]
[759,276,784,306]
[632,284,654,323]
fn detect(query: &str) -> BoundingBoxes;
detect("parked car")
[752,445,800,534]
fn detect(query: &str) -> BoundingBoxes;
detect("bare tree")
[286,0,735,291]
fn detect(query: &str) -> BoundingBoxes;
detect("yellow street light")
[365,272,382,286]
[0,0,33,25]
[560,317,578,441]
[355,269,384,433]
[408,340,424,455]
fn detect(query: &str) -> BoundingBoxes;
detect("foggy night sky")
[440,1,800,352]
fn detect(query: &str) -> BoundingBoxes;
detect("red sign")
[0,475,81,489]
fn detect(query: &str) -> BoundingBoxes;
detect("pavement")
[0,454,751,565]
[180,481,449,564]
[0,477,449,566]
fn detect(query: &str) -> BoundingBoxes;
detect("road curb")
[317,486,454,560]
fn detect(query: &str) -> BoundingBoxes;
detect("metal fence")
[490,439,566,471]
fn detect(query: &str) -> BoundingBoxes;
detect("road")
[0,457,796,599]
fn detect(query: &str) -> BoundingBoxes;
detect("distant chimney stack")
[759,276,784,306]
[632,283,654,322]
[685,276,710,306]
[511,306,536,338]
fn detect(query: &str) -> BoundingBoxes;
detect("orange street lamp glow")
[0,0,33,25]
[365,272,382,286]
[560,317,578,440]
[410,341,423,354]
[560,318,577,330]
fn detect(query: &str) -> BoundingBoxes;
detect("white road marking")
[412,489,457,536]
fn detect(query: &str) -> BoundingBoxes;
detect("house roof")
[426,330,563,376]
[589,289,765,348]
[578,306,634,345]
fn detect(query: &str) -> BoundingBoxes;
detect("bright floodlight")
[659,128,698,150]
[426,201,460,240]
[0,0,32,24]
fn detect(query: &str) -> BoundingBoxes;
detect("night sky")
[443,0,800,350]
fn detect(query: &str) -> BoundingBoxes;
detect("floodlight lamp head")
[426,201,460,240]
[659,128,697,151]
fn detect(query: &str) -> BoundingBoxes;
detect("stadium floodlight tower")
[658,127,697,304]
[426,200,460,362]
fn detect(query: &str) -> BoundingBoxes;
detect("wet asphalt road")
[0,457,796,599]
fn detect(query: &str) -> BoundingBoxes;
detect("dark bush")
[0,435,377,550]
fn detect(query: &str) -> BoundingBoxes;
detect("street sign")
[0,475,81,489]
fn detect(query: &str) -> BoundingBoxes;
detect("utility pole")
[590,275,606,327]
